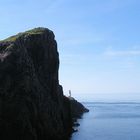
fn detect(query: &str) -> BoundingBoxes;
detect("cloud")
[104,50,140,56]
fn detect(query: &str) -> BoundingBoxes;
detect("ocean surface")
[71,102,140,140]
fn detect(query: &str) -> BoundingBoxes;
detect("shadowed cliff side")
[0,27,88,140]
[68,97,89,119]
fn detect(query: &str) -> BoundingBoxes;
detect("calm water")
[71,102,140,140]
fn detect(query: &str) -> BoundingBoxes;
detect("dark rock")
[68,97,89,134]
[0,27,70,140]
[0,27,88,140]
[72,128,78,133]
[73,122,80,127]
[68,97,89,119]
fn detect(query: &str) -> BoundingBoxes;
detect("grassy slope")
[0,27,49,42]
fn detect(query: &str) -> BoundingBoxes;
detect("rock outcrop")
[68,97,89,119]
[0,27,88,140]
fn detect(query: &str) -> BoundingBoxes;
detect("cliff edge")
[0,27,88,140]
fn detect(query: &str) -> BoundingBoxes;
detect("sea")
[71,102,140,140]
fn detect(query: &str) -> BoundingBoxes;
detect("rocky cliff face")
[0,27,88,140]
[0,28,71,140]
[68,97,89,119]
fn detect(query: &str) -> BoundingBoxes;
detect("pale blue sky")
[0,0,140,101]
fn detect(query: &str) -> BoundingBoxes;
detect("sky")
[0,0,140,101]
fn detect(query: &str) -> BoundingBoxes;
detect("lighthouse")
[69,90,71,97]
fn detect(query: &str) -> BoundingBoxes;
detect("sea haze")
[71,102,140,140]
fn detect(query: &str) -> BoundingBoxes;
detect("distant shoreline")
[82,101,140,104]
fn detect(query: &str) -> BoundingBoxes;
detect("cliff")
[68,97,89,119]
[0,27,88,140]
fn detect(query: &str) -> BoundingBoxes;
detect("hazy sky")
[0,0,140,101]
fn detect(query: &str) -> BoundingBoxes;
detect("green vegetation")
[0,34,22,42]
[0,27,49,43]
[25,27,49,35]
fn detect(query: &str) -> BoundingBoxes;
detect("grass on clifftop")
[0,27,49,43]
